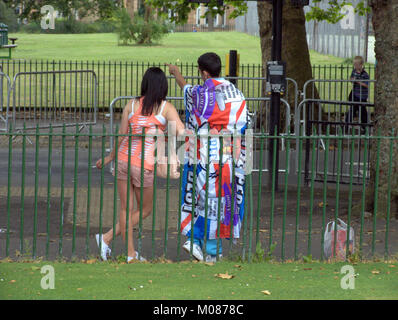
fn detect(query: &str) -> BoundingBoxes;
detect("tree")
[94,0,123,20]
[115,7,170,45]
[365,0,398,218]
[259,0,397,218]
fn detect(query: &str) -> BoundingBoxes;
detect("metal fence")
[1,61,378,185]
[172,24,235,32]
[0,126,396,262]
[0,70,11,131]
[295,78,376,186]
[310,64,376,88]
[0,60,264,113]
[8,70,98,131]
[0,60,376,113]
[1,63,391,263]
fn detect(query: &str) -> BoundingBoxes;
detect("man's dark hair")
[140,67,168,116]
[198,52,221,78]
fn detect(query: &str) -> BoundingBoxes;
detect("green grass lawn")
[7,32,348,66]
[7,32,262,64]
[1,259,397,300]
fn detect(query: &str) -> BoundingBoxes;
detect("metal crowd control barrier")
[0,70,11,132]
[9,70,97,131]
[295,78,376,185]
[108,95,292,174]
[296,78,376,137]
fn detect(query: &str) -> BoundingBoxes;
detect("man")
[167,52,248,262]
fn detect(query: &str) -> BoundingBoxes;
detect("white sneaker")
[183,241,203,261]
[95,234,110,261]
[205,254,223,263]
[128,252,147,263]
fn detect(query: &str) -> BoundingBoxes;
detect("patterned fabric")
[118,98,166,171]
[180,78,248,240]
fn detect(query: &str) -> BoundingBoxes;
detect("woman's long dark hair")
[140,67,168,116]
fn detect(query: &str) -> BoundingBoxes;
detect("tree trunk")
[124,0,136,19]
[364,0,398,218]
[257,1,320,132]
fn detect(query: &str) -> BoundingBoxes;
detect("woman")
[95,67,184,262]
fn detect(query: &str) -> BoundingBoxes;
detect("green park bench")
[0,23,18,59]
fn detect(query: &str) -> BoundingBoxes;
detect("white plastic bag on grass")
[324,218,354,260]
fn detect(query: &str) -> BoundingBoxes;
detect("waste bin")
[0,23,8,46]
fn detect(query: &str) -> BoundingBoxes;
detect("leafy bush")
[116,8,171,45]
[18,21,42,33]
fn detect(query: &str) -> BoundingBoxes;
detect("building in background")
[234,1,259,37]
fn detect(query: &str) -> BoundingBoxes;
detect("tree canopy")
[146,0,369,24]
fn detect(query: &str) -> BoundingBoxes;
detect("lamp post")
[266,0,309,191]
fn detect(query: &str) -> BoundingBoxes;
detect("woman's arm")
[162,102,185,168]
[96,99,133,169]
[163,102,185,136]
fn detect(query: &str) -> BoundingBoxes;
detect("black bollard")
[228,50,238,85]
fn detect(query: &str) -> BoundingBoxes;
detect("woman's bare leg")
[102,179,134,250]
[130,185,154,226]
[102,181,154,258]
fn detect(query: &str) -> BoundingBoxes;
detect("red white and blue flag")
[180,78,248,239]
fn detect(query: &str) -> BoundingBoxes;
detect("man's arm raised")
[166,63,187,90]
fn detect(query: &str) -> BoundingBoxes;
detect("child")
[345,56,370,134]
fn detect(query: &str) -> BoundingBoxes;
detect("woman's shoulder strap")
[158,100,167,116]
[130,98,136,115]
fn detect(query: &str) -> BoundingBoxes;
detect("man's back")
[181,77,248,240]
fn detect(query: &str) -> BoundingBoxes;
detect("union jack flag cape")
[180,78,248,240]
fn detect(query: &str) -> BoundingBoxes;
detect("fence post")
[227,50,238,85]
[304,103,312,186]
